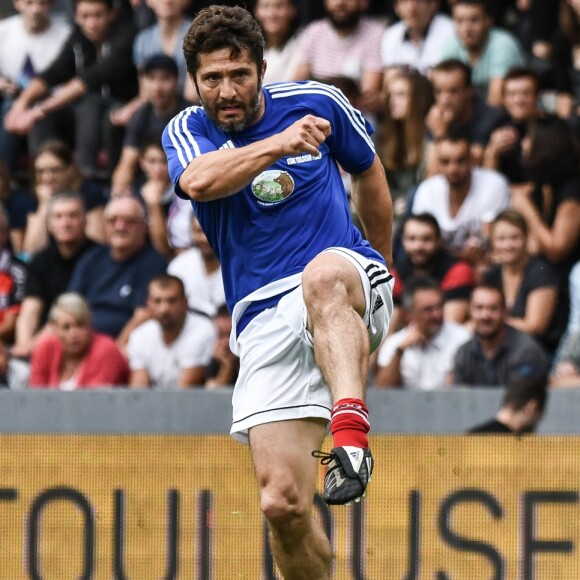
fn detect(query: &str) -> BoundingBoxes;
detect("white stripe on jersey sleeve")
[267,82,375,152]
[167,106,203,168]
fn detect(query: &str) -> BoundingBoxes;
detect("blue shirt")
[162,81,384,330]
[68,244,168,338]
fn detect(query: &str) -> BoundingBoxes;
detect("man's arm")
[111,146,140,195]
[129,368,151,388]
[178,367,207,387]
[12,297,44,358]
[178,115,331,202]
[350,155,394,268]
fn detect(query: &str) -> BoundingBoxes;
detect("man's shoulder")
[168,246,203,272]
[128,318,161,345]
[439,320,472,343]
[472,166,508,188]
[183,310,216,336]
[489,28,522,51]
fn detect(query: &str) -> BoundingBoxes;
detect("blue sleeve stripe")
[268,82,375,153]
[167,106,202,168]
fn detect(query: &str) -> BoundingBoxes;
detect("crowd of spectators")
[0,0,578,401]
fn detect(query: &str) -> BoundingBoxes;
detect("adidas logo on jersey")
[372,295,384,314]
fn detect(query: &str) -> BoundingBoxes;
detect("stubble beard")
[211,90,262,133]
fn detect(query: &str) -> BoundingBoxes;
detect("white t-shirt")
[377,321,472,390]
[0,15,70,83]
[411,167,510,252]
[127,312,217,390]
[167,247,226,316]
[264,35,302,85]
[381,14,455,73]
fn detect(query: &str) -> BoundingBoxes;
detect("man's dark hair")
[431,59,472,87]
[452,0,489,15]
[183,5,265,77]
[502,66,539,94]
[402,276,441,311]
[73,0,114,11]
[404,213,442,239]
[471,283,506,308]
[148,273,186,297]
[502,374,548,412]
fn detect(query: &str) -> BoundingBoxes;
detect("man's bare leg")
[302,252,369,399]
[249,419,331,579]
[302,252,375,505]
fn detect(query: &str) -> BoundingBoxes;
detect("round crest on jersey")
[251,170,295,205]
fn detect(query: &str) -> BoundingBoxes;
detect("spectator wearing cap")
[111,54,193,197]
[452,284,549,387]
[132,0,197,102]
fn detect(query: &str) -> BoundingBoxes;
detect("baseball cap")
[143,54,179,77]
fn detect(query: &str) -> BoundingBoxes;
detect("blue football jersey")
[162,81,384,317]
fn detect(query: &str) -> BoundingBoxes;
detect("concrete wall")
[2,387,579,433]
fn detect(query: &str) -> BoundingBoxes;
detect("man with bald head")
[68,196,167,348]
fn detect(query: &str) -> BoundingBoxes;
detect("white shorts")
[230,248,394,443]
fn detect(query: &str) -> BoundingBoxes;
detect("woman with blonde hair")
[29,293,129,389]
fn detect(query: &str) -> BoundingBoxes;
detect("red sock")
[330,398,369,448]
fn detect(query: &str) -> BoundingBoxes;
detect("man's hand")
[399,323,428,350]
[4,101,42,134]
[425,104,453,139]
[488,126,519,155]
[277,115,331,157]
[140,179,166,206]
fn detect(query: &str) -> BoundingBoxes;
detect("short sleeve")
[162,106,219,197]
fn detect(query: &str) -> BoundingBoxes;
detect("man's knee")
[259,479,311,532]
[302,260,347,308]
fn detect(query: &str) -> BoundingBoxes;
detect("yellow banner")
[0,435,578,579]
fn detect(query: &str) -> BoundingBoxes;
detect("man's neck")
[406,21,430,44]
[478,327,506,358]
[466,33,489,63]
[448,179,471,214]
[24,19,50,35]
[161,318,186,345]
[159,16,184,34]
[57,239,85,260]
[154,95,179,117]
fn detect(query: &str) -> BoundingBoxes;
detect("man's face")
[431,69,471,118]
[412,288,444,338]
[437,139,471,188]
[502,77,538,122]
[104,198,147,257]
[470,287,505,340]
[147,0,189,19]
[75,0,113,45]
[323,0,364,30]
[147,282,188,331]
[452,3,491,51]
[194,48,265,133]
[48,199,86,244]
[142,69,178,109]
[402,219,440,267]
[15,0,52,33]
[395,0,438,33]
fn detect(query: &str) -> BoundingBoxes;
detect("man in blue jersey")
[162,6,394,578]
